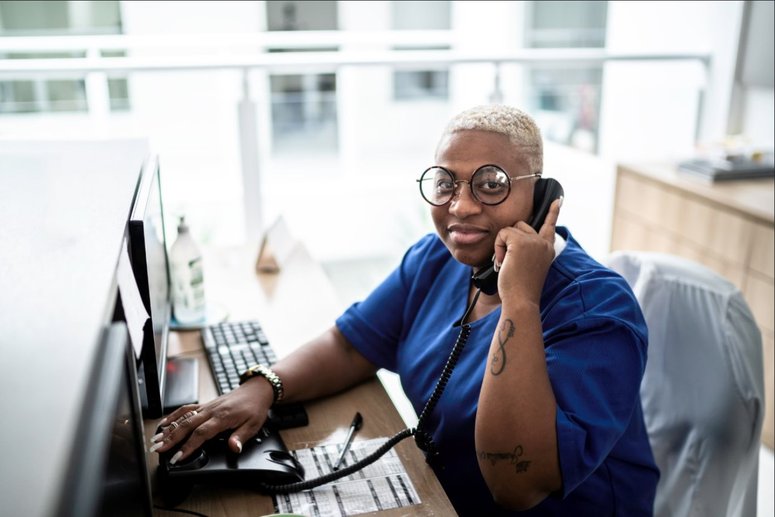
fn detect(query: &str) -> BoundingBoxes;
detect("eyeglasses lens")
[472,166,510,205]
[419,166,511,206]
[419,167,453,206]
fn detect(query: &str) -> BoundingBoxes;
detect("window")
[391,1,450,101]
[0,0,129,114]
[525,1,607,153]
[265,1,339,155]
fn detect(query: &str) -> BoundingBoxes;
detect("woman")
[155,105,659,515]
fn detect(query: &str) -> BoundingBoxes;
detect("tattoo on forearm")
[477,445,531,473]
[490,319,515,375]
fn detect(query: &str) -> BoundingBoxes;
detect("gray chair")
[606,251,764,516]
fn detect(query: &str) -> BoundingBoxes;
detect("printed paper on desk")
[273,437,421,516]
[117,237,149,357]
[256,215,296,273]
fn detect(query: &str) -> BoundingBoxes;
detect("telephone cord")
[257,288,483,494]
[257,427,415,493]
[414,287,479,455]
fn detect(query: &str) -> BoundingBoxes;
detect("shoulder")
[544,228,646,341]
[399,233,452,277]
[406,233,447,260]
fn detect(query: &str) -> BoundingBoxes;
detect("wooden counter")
[610,162,774,449]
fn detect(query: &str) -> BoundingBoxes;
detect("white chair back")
[606,251,764,517]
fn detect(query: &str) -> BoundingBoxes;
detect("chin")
[448,245,491,269]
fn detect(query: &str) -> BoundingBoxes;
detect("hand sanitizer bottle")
[170,216,206,324]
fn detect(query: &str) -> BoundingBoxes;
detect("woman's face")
[431,130,535,268]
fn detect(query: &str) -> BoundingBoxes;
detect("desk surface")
[148,244,455,516]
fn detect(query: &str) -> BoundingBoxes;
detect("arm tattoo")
[477,445,531,473]
[490,319,515,376]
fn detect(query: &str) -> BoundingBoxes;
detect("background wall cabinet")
[611,163,775,450]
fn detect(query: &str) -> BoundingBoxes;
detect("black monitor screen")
[58,322,152,517]
[97,324,153,517]
[128,155,172,417]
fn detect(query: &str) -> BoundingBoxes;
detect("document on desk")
[274,438,421,516]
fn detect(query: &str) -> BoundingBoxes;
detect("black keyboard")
[201,320,308,429]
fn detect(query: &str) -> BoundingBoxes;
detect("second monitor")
[128,154,198,417]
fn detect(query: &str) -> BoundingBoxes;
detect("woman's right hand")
[150,376,275,464]
[492,197,562,306]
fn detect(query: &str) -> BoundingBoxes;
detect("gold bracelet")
[238,364,284,403]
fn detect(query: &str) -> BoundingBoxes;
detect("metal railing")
[0,32,711,241]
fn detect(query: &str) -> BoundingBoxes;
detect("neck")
[467,282,501,322]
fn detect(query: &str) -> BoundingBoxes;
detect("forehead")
[435,130,530,173]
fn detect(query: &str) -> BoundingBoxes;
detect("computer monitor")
[58,322,153,517]
[128,154,197,417]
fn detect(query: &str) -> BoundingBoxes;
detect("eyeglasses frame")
[416,164,541,207]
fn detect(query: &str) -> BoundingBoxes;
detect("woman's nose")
[448,182,481,217]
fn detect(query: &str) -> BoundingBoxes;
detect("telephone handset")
[472,177,565,295]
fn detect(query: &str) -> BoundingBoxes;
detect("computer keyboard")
[201,320,308,429]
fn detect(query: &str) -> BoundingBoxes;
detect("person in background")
[154,104,659,515]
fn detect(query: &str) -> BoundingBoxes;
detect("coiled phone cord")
[258,288,482,494]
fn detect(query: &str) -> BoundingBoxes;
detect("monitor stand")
[163,357,199,413]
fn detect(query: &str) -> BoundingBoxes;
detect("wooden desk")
[610,163,774,449]
[147,244,455,516]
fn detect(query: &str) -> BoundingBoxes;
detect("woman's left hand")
[492,197,562,305]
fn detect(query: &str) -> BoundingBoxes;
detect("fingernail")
[159,418,168,426]
[151,432,163,443]
[170,451,183,465]
[493,259,501,273]
[235,438,242,453]
[149,442,164,453]
[558,196,564,208]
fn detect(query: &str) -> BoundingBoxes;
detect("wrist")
[501,297,541,321]
[239,364,285,404]
[500,294,541,314]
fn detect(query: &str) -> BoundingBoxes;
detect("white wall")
[735,0,775,150]
[742,87,775,149]
[599,1,744,164]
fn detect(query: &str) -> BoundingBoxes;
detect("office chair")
[606,251,764,517]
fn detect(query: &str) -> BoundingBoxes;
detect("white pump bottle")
[170,216,206,324]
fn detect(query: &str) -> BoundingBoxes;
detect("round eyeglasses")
[417,164,541,207]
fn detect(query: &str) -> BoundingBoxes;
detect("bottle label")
[172,256,206,322]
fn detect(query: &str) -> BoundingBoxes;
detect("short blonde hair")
[439,105,543,172]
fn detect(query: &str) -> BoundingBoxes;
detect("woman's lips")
[447,224,489,245]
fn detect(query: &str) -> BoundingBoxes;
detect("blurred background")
[4,1,771,261]
[0,1,772,512]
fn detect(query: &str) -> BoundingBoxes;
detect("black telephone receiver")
[472,177,564,295]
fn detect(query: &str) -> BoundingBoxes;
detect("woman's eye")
[476,181,506,192]
[436,180,454,191]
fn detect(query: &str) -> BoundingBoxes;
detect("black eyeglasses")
[417,164,540,207]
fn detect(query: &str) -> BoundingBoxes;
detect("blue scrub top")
[336,228,659,516]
